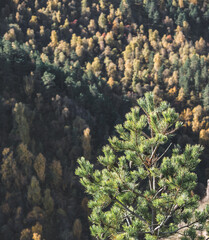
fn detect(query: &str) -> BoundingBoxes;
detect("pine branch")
[114,198,148,224]
[153,187,165,200]
[160,219,201,236]
[165,127,179,136]
[141,131,150,139]
[155,143,172,162]
[150,143,159,162]
[153,204,179,233]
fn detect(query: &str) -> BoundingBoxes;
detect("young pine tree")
[203,84,209,112]
[76,92,209,240]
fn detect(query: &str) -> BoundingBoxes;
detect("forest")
[1,0,209,239]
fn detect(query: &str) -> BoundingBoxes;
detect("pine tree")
[194,70,200,93]
[17,143,33,177]
[98,13,107,31]
[13,103,31,145]
[27,176,41,206]
[120,0,132,20]
[146,1,160,24]
[34,153,46,182]
[203,84,209,112]
[43,189,54,215]
[41,71,55,89]
[50,160,62,188]
[76,92,209,240]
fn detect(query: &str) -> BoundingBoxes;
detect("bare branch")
[154,204,178,232]
[165,128,179,136]
[141,131,150,139]
[114,198,148,224]
[153,187,165,199]
[156,143,172,162]
[150,144,159,162]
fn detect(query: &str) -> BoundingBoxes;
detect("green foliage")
[41,71,56,89]
[203,84,209,112]
[43,189,54,215]
[13,103,31,145]
[76,93,209,239]
[1,0,209,239]
[27,176,41,206]
[34,153,46,182]
[17,143,33,176]
[98,13,107,30]
[50,160,62,188]
[120,0,132,19]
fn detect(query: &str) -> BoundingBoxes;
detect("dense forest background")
[1,0,209,239]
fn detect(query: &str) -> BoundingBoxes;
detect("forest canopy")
[0,0,209,239]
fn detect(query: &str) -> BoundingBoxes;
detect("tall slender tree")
[203,84,209,112]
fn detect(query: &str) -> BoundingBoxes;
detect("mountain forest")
[1,0,209,239]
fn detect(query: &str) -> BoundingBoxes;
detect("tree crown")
[76,92,209,240]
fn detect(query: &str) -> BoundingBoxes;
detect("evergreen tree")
[34,153,46,182]
[17,143,33,178]
[13,103,31,145]
[98,13,107,31]
[203,8,209,21]
[41,71,55,89]
[176,12,186,26]
[76,92,209,240]
[27,176,41,206]
[194,70,200,94]
[120,0,132,20]
[203,84,209,112]
[146,1,160,24]
[43,189,54,215]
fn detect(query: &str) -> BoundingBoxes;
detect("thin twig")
[160,219,200,235]
[114,198,148,224]
[150,144,159,162]
[153,187,164,199]
[154,204,178,232]
[141,131,150,139]
[156,143,172,162]
[165,128,179,136]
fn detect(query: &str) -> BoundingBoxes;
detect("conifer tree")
[13,103,31,145]
[120,0,132,20]
[203,84,209,112]
[41,71,55,89]
[43,189,54,215]
[98,13,107,31]
[34,153,46,182]
[76,92,209,240]
[27,176,41,206]
[17,143,33,178]
[50,160,62,188]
